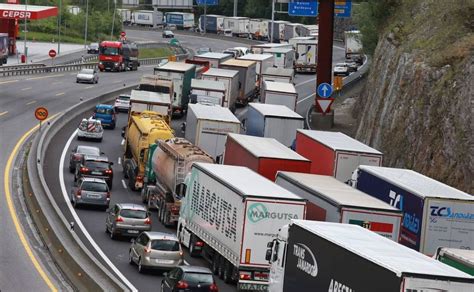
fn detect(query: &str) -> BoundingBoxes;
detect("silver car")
[69,145,102,173]
[76,68,99,84]
[129,232,184,273]
[70,177,110,209]
[106,203,152,239]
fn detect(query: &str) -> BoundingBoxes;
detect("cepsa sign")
[1,10,32,19]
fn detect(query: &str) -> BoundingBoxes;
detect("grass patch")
[19,31,85,44]
[139,47,173,59]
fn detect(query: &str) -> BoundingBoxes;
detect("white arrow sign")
[317,99,334,113]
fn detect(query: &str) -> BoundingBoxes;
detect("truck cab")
[266,225,289,292]
[99,40,139,72]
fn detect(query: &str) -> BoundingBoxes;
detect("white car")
[114,94,131,112]
[233,46,250,56]
[76,68,99,84]
[333,63,350,76]
[223,29,232,37]
[77,118,103,141]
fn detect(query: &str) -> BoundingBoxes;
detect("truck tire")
[218,256,226,279]
[211,254,220,275]
[222,260,233,284]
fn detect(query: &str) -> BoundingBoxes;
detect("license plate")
[155,259,174,264]
[87,194,101,199]
[128,230,139,234]
[91,171,102,175]
[239,283,268,291]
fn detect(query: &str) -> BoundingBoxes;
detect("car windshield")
[84,161,109,170]
[82,181,108,192]
[118,95,130,101]
[120,209,147,219]
[183,272,213,285]
[80,69,94,74]
[150,240,180,251]
[95,107,113,114]
[90,43,98,48]
[100,46,119,55]
[78,147,100,155]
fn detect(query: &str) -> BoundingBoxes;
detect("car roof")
[76,145,100,152]
[116,203,147,211]
[81,177,107,183]
[178,265,213,274]
[83,155,109,162]
[96,104,113,109]
[144,232,179,240]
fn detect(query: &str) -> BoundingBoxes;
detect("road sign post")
[35,106,49,131]
[49,49,56,66]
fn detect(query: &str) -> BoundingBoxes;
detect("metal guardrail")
[0,63,46,71]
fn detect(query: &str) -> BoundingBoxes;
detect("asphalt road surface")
[0,29,346,291]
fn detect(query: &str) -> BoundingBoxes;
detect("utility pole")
[111,0,116,39]
[57,0,62,54]
[270,0,275,43]
[24,0,28,60]
[233,0,238,17]
[84,0,89,48]
[203,1,207,34]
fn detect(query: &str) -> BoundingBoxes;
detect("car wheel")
[76,80,79,83]
[138,257,145,273]
[129,249,134,265]
[69,165,75,173]
[111,123,116,130]
[109,227,116,240]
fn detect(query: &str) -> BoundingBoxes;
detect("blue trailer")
[352,165,474,256]
[165,12,194,29]
[199,14,224,33]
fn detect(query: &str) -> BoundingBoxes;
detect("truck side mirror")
[265,248,273,262]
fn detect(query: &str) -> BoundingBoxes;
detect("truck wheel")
[223,260,233,284]
[218,256,225,279]
[122,162,129,178]
[211,254,220,275]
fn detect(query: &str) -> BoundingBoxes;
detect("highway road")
[0,29,345,291]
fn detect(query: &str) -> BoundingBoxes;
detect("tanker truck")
[122,111,174,191]
[141,138,214,227]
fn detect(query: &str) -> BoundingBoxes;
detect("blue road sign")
[289,0,318,17]
[196,0,218,5]
[317,83,333,98]
[335,0,352,18]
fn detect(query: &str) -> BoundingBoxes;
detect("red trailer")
[224,133,311,180]
[295,130,383,184]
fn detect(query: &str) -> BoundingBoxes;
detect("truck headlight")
[114,62,119,66]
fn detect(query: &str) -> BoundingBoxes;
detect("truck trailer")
[199,14,224,33]
[295,130,383,183]
[267,220,474,292]
[224,133,311,181]
[246,103,304,147]
[261,81,298,111]
[131,10,163,27]
[219,59,257,105]
[264,47,296,69]
[193,52,233,68]
[201,68,239,111]
[261,67,295,84]
[344,30,363,63]
[351,165,474,256]
[129,89,172,125]
[141,138,213,226]
[223,16,250,37]
[293,39,317,73]
[435,248,474,276]
[153,61,196,116]
[178,163,306,291]
[190,79,226,107]
[165,12,194,29]
[238,53,274,89]
[184,104,241,162]
[275,172,402,241]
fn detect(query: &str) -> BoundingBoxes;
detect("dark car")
[70,177,110,209]
[87,43,99,54]
[75,155,114,189]
[161,266,218,292]
[69,145,102,173]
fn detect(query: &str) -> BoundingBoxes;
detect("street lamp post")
[57,0,62,54]
[111,0,116,39]
[270,0,275,43]
[84,0,89,48]
[24,0,28,60]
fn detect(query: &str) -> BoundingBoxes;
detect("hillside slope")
[353,0,473,193]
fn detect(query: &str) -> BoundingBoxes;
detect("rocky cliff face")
[353,1,473,193]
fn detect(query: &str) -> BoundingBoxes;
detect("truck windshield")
[100,47,119,55]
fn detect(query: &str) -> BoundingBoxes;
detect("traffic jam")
[61,29,474,292]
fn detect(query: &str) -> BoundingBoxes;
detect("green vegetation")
[19,31,84,44]
[139,47,173,59]
[20,0,123,44]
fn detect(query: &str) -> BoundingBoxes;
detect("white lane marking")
[121,139,125,146]
[117,157,121,165]
[297,92,316,104]
[0,111,8,116]
[85,85,94,89]
[121,179,127,189]
[0,79,19,85]
[296,77,316,87]
[22,87,32,91]
[27,74,64,81]
[60,129,138,292]
[334,45,345,51]
[55,92,65,96]
[26,100,37,105]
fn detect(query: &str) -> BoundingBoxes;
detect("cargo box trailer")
[269,20,289,42]
[295,130,383,183]
[178,163,306,291]
[219,59,257,105]
[262,67,295,84]
[199,14,224,33]
[264,47,296,69]
[238,53,274,89]
[165,12,194,29]
[131,10,163,27]
[435,248,474,276]
[184,104,241,161]
[352,165,474,256]
[193,52,233,68]
[261,81,298,111]
[267,220,474,292]
[284,23,303,41]
[275,172,402,241]
[223,16,250,37]
[246,103,304,147]
[129,89,172,124]
[294,39,317,73]
[248,19,268,40]
[118,8,132,25]
[224,133,311,180]
[202,68,239,111]
[288,36,316,48]
[345,30,363,60]
[250,43,293,54]
[153,61,196,116]
[190,79,226,107]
